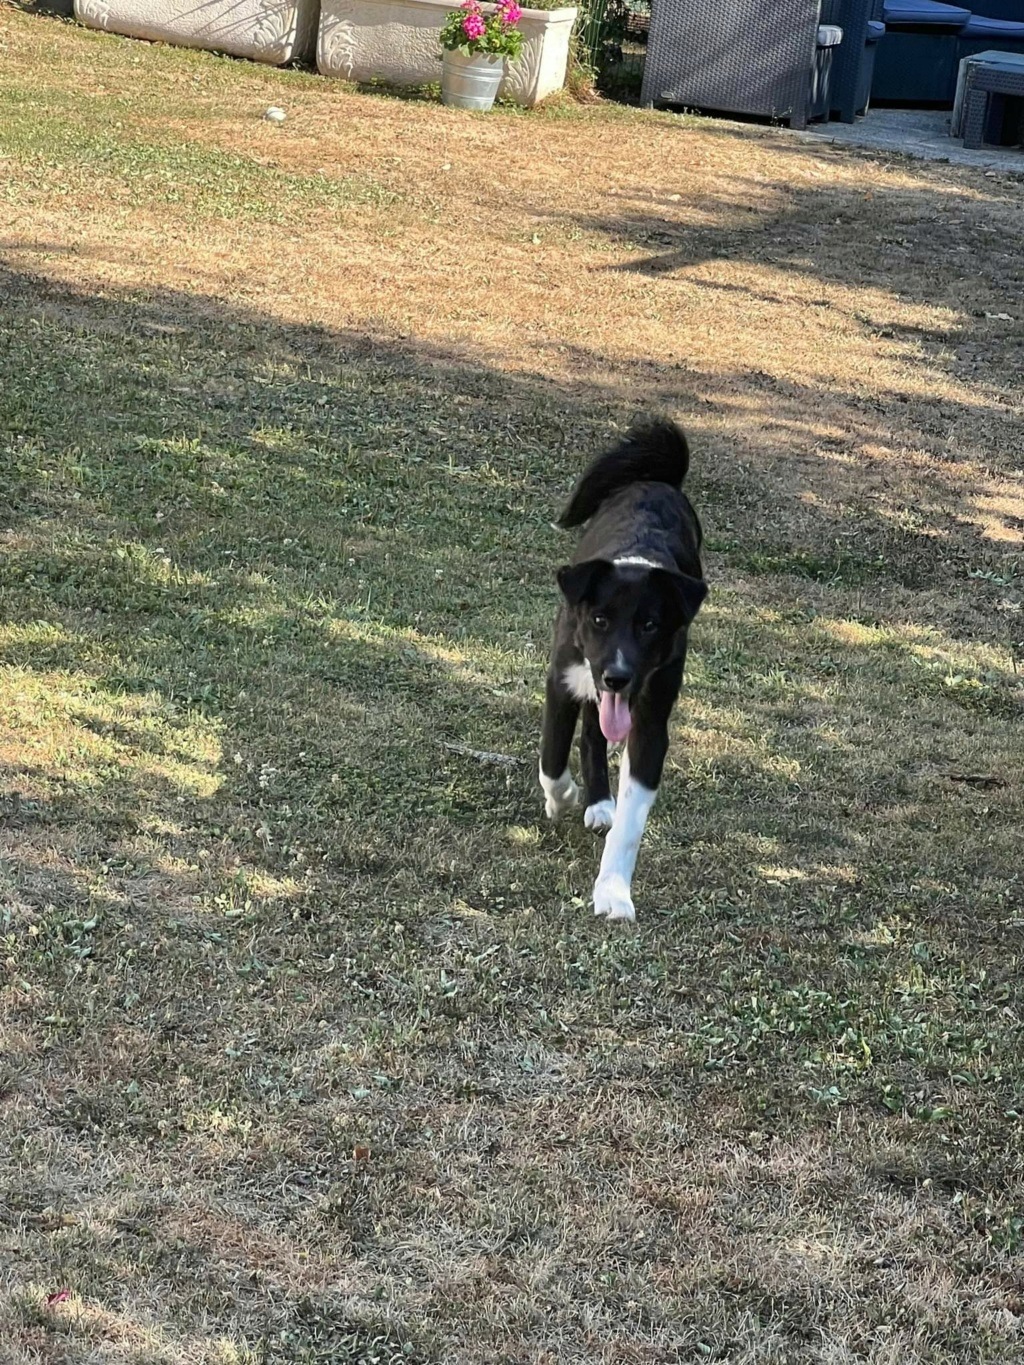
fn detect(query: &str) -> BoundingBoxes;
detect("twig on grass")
[442,741,526,767]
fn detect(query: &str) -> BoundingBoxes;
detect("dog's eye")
[591,613,609,630]
[640,618,659,634]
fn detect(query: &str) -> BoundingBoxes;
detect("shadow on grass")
[533,155,1024,389]
[1,246,1020,897]
[2,251,1024,1360]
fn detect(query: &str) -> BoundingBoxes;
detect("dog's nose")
[601,668,631,694]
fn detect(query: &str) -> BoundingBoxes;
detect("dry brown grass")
[2,4,1024,1362]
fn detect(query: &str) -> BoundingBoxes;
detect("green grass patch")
[0,87,393,220]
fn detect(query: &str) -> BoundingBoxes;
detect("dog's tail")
[558,419,690,529]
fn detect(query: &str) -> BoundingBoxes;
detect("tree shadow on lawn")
[533,149,1024,399]
[2,256,1024,1361]
[1,249,1020,960]
[510,143,1024,590]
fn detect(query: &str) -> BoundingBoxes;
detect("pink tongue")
[599,691,632,744]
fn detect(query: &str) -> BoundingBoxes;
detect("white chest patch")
[563,662,598,704]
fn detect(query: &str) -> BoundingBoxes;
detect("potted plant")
[439,0,523,110]
[318,0,578,109]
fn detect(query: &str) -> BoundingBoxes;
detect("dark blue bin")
[873,0,971,104]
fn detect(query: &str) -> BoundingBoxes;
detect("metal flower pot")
[441,49,505,110]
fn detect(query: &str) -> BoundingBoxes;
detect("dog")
[539,419,707,922]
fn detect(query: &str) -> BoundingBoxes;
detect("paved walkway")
[802,108,1024,172]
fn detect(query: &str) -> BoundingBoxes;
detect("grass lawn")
[2,5,1024,1361]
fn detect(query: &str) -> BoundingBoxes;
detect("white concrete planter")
[75,0,319,64]
[317,0,576,107]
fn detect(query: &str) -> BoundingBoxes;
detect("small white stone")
[264,107,286,123]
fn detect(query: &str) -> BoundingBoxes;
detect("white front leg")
[592,751,656,922]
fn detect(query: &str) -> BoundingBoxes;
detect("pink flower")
[498,0,521,20]
[462,11,486,38]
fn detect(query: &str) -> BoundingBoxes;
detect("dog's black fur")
[539,419,707,917]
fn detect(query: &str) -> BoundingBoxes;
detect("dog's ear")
[557,559,612,606]
[654,569,708,627]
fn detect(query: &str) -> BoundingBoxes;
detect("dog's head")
[557,559,707,741]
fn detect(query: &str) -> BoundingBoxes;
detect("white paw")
[593,874,636,922]
[543,774,579,821]
[584,799,616,832]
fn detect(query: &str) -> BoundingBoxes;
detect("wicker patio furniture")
[959,48,1024,143]
[956,13,1024,72]
[871,0,971,104]
[640,0,827,127]
[823,0,886,119]
[951,44,1024,128]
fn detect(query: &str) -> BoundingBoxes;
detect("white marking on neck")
[592,750,656,922]
[613,556,660,570]
[562,661,598,704]
[540,764,578,820]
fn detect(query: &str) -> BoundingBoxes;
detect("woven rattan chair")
[640,0,825,128]
[961,54,1024,145]
[823,0,885,120]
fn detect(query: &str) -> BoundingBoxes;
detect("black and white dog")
[539,419,707,922]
